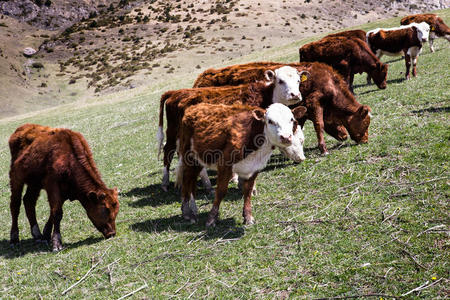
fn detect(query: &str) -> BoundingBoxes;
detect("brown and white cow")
[299,36,388,92]
[158,66,305,191]
[366,22,430,80]
[401,14,450,52]
[325,29,367,42]
[9,124,119,251]
[194,61,372,155]
[175,103,307,226]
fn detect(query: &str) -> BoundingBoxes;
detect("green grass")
[0,11,449,299]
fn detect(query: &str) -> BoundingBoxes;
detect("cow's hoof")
[244,216,255,225]
[9,240,19,247]
[207,188,215,197]
[252,187,258,196]
[205,218,216,228]
[52,234,63,252]
[10,231,19,245]
[52,244,63,252]
[321,151,329,156]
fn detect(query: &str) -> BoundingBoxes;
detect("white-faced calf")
[175,103,307,227]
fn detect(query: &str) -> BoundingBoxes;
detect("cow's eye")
[268,119,274,125]
[291,118,294,122]
[278,79,284,84]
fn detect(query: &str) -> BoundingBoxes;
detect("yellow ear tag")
[301,74,308,82]
[431,25,435,31]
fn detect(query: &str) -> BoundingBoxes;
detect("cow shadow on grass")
[0,236,102,258]
[125,180,244,208]
[130,212,245,241]
[354,77,406,94]
[412,106,450,114]
[125,154,302,208]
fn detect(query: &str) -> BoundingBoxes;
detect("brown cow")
[366,22,430,80]
[401,14,450,52]
[299,36,388,92]
[325,29,367,42]
[194,61,372,155]
[158,66,305,191]
[9,124,119,251]
[176,103,307,226]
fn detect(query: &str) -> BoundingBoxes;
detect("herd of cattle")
[7,14,449,251]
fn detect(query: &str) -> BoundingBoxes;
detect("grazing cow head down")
[264,66,302,106]
[370,62,388,89]
[346,105,371,144]
[86,188,119,238]
[253,103,307,155]
[413,22,430,42]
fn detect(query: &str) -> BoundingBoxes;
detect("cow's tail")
[157,92,172,160]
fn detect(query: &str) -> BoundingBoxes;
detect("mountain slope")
[0,0,448,118]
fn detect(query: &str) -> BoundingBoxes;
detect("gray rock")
[23,47,37,57]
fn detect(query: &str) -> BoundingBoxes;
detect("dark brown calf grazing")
[158,66,304,191]
[299,36,388,92]
[401,14,450,52]
[194,61,372,155]
[176,103,307,226]
[9,124,119,251]
[325,29,367,42]
[367,22,430,80]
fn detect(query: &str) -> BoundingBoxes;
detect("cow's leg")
[199,167,213,195]
[348,72,355,93]
[161,127,178,191]
[404,51,411,80]
[298,116,307,129]
[310,104,328,155]
[181,165,202,223]
[9,175,24,245]
[46,182,64,252]
[241,173,258,225]
[429,37,435,52]
[23,184,44,242]
[412,55,418,77]
[230,173,239,184]
[368,52,383,84]
[238,176,257,196]
[206,167,233,227]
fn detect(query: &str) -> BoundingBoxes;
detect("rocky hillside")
[0,0,448,118]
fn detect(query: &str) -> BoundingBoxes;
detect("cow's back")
[325,30,367,42]
[401,14,436,26]
[300,37,353,64]
[9,124,59,166]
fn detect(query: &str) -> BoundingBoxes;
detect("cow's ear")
[88,191,98,202]
[359,105,370,118]
[298,70,310,83]
[252,108,265,121]
[292,106,307,119]
[264,70,275,83]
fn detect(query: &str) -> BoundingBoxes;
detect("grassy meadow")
[0,11,449,299]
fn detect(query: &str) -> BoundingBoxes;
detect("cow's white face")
[414,22,430,43]
[266,66,302,106]
[279,124,306,162]
[263,103,298,149]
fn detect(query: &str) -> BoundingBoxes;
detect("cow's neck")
[233,123,274,180]
[245,82,275,108]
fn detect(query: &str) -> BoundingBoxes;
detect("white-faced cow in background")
[366,22,430,80]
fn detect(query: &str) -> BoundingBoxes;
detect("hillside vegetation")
[0,9,449,299]
[0,0,446,118]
